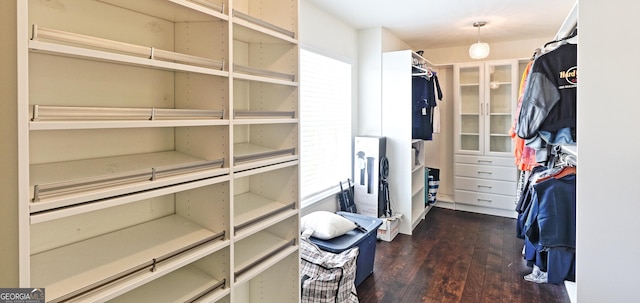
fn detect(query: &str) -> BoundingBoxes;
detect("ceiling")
[305,0,577,49]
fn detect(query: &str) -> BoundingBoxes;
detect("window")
[300,49,352,207]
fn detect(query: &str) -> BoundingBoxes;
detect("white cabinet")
[382,50,432,235]
[15,0,299,302]
[454,60,518,156]
[453,60,518,218]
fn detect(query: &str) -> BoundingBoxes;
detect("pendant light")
[469,21,490,59]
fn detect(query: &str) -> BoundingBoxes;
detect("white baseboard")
[565,280,576,303]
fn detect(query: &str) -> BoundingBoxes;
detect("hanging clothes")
[431,72,443,133]
[516,158,576,285]
[412,72,442,140]
[516,43,577,140]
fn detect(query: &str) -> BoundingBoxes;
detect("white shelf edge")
[412,164,424,173]
[29,151,228,213]
[30,119,229,130]
[169,0,229,21]
[233,210,298,243]
[233,72,299,86]
[488,112,512,116]
[233,155,299,173]
[412,184,424,197]
[232,159,298,179]
[233,244,298,286]
[30,167,229,214]
[30,175,230,224]
[72,240,230,303]
[98,0,229,22]
[232,18,298,45]
[232,118,298,125]
[234,192,296,229]
[29,40,229,77]
[105,265,230,303]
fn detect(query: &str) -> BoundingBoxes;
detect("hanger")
[543,27,578,48]
[530,48,541,60]
[412,66,433,78]
[534,145,576,183]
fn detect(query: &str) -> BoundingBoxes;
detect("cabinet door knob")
[477,159,492,163]
[477,171,493,174]
[477,185,493,189]
[477,198,492,202]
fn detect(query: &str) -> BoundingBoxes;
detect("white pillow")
[301,211,357,240]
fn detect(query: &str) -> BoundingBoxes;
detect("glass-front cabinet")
[454,60,518,156]
[453,60,519,218]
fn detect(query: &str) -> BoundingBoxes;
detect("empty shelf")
[233,64,295,82]
[32,25,224,69]
[32,105,224,121]
[30,105,227,129]
[234,231,296,281]
[234,143,296,164]
[109,267,227,303]
[185,0,225,14]
[29,26,228,77]
[30,151,227,213]
[232,9,295,39]
[31,214,226,302]
[234,192,296,233]
[234,110,295,119]
[96,0,227,22]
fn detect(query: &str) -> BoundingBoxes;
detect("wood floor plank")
[356,207,571,303]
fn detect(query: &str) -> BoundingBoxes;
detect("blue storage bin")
[309,212,382,287]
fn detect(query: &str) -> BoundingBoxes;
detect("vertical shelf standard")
[382,50,433,235]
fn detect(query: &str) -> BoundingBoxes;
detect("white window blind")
[300,49,352,206]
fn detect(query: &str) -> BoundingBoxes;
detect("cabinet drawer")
[454,177,516,196]
[455,190,517,210]
[454,155,514,167]
[454,163,516,182]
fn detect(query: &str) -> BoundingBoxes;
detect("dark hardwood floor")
[356,207,571,303]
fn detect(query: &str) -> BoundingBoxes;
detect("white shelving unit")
[382,50,433,235]
[453,60,518,218]
[14,0,299,302]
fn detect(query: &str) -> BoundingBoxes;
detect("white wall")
[421,37,549,64]
[357,27,383,136]
[357,27,413,138]
[577,2,640,302]
[299,0,359,215]
[381,27,412,52]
